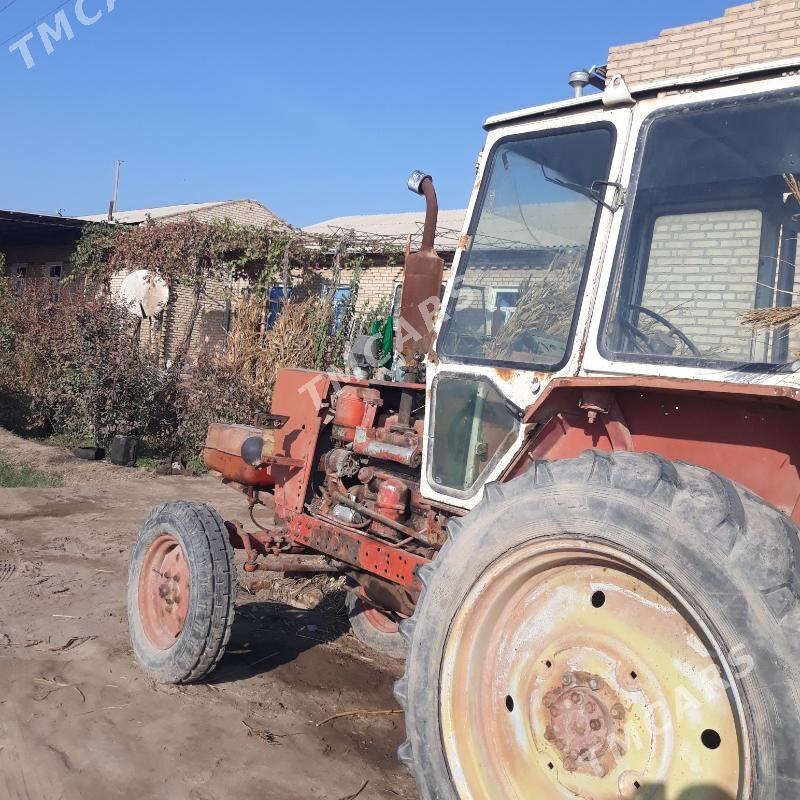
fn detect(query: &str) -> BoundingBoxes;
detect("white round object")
[117,270,170,318]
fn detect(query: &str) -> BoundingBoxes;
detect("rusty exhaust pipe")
[408,170,438,250]
[397,170,445,382]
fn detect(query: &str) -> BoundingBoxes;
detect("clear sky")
[1,0,730,227]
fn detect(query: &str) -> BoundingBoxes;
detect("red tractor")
[128,60,800,799]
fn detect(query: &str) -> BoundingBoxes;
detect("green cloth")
[370,316,394,367]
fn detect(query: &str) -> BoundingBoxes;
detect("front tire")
[347,585,406,660]
[128,500,236,684]
[395,452,800,799]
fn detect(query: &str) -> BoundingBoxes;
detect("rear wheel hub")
[542,671,623,775]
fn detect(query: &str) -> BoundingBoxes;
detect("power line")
[1,0,72,48]
[0,0,22,17]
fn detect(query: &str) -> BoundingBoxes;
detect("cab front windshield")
[440,125,614,368]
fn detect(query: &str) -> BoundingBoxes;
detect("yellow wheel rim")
[440,539,749,799]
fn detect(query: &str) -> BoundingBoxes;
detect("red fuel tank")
[203,423,276,487]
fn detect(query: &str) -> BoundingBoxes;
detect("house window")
[488,288,520,335]
[47,262,63,280]
[267,285,290,329]
[13,263,27,279]
[391,282,403,319]
[331,286,351,331]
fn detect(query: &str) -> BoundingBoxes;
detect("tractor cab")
[422,64,800,511]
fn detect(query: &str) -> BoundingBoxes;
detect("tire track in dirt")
[0,530,19,584]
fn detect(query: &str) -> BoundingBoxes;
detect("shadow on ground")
[209,589,351,684]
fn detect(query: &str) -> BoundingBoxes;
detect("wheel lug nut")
[590,718,602,731]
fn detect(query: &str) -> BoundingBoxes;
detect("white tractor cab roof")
[484,57,800,128]
[422,55,800,509]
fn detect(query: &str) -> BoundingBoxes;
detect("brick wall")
[164,200,283,228]
[607,0,800,86]
[640,209,763,359]
[108,201,285,363]
[112,201,457,364]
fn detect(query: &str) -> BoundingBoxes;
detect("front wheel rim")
[439,539,749,799]
[359,590,401,635]
[138,533,191,650]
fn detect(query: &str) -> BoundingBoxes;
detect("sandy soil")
[0,432,417,800]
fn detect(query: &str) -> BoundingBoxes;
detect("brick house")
[0,209,87,284]
[80,200,288,362]
[607,0,800,86]
[303,208,464,312]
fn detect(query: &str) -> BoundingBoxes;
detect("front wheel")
[395,452,800,799]
[347,585,406,660]
[127,500,236,684]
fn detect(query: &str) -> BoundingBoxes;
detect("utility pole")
[108,159,123,221]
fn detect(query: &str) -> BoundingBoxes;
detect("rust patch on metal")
[289,514,427,589]
[457,233,472,250]
[494,367,516,382]
[542,671,625,776]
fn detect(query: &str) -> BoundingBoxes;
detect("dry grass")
[740,305,800,330]
[225,298,326,404]
[737,175,800,336]
[486,250,583,359]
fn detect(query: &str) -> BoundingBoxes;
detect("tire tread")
[395,450,800,793]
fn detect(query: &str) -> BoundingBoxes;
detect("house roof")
[304,199,594,252]
[303,208,467,251]
[80,199,285,227]
[0,209,88,246]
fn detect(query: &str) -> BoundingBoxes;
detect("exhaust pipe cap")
[407,170,432,195]
[569,69,590,97]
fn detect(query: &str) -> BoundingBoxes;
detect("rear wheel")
[128,500,236,684]
[347,585,406,660]
[395,452,800,799]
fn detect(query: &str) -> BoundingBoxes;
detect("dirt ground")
[0,430,417,800]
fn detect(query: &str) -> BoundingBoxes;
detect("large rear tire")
[395,452,800,799]
[128,500,236,684]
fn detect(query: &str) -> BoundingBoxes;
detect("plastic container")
[110,435,138,467]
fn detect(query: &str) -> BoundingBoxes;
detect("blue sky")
[0,0,729,227]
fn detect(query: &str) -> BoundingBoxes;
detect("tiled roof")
[80,199,285,227]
